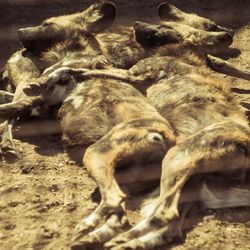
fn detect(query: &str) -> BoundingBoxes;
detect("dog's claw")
[72,222,95,243]
[71,235,103,250]
[109,241,144,250]
[104,237,127,249]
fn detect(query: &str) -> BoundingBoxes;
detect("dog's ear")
[133,21,182,47]
[158,2,183,21]
[83,1,116,33]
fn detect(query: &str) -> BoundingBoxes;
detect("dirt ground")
[0,0,250,250]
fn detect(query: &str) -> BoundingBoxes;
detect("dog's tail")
[140,181,250,217]
[200,182,250,209]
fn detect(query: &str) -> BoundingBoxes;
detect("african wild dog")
[0,1,117,160]
[0,1,249,249]
[0,67,175,246]
[133,20,233,55]
[22,1,250,96]
[16,20,249,246]
[5,1,116,93]
[39,0,236,74]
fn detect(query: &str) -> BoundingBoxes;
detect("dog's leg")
[207,54,250,81]
[107,121,250,249]
[42,55,110,76]
[0,90,14,157]
[72,212,129,250]
[72,162,163,249]
[72,121,174,248]
[71,143,130,249]
[23,67,147,96]
[0,96,43,162]
[0,96,43,118]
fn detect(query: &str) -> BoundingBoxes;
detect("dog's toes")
[109,240,144,250]
[104,237,127,249]
[71,236,102,250]
[72,222,94,243]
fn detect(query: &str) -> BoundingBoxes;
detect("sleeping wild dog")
[102,62,250,250]
[0,1,117,160]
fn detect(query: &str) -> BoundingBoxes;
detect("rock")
[49,184,59,192]
[4,224,15,230]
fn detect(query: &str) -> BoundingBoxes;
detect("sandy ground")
[0,0,250,250]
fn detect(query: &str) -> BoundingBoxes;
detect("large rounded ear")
[158,2,183,21]
[133,21,182,47]
[84,1,116,33]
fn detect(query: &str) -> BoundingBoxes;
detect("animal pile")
[0,1,250,249]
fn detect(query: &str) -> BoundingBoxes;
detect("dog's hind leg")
[72,120,175,249]
[0,96,43,162]
[207,54,250,81]
[23,67,147,97]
